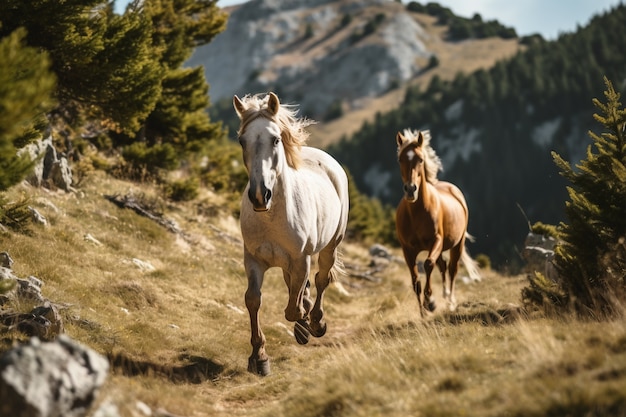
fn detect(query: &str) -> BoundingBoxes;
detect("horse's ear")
[416,130,424,147]
[267,92,280,115]
[233,95,245,119]
[396,131,405,147]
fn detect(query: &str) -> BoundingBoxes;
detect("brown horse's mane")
[400,129,443,184]
[236,94,314,169]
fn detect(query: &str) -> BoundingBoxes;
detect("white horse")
[233,92,349,376]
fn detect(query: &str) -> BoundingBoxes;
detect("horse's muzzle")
[249,186,272,211]
[403,183,418,202]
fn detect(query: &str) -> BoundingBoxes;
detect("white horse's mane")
[399,129,443,184]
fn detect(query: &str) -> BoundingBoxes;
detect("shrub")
[525,77,626,318]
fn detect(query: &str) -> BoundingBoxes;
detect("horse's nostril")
[264,189,272,203]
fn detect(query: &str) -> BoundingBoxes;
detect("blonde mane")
[400,128,443,184]
[236,93,314,169]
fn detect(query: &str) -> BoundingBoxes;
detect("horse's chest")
[241,222,306,266]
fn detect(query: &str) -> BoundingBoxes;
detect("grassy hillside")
[1,173,625,416]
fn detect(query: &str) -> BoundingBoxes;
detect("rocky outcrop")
[522,232,560,283]
[0,253,64,340]
[19,135,73,192]
[0,336,108,417]
[189,0,432,118]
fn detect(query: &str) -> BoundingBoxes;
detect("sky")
[114,0,622,40]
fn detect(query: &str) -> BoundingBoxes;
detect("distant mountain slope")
[190,0,433,119]
[330,4,626,267]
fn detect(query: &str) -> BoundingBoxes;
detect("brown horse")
[395,129,480,317]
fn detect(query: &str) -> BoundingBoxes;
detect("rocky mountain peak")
[189,0,433,118]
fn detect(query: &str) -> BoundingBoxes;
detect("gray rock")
[19,135,73,191]
[522,232,560,282]
[0,335,108,417]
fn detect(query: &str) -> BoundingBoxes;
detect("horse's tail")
[328,250,350,296]
[461,232,481,282]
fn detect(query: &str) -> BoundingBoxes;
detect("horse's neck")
[417,171,437,210]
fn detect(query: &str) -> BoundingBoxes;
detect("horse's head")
[396,130,426,203]
[233,92,285,212]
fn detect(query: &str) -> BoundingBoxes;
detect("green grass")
[1,172,625,417]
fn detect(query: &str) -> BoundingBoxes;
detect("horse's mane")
[237,93,314,169]
[400,129,443,184]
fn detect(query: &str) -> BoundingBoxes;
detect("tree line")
[0,0,229,200]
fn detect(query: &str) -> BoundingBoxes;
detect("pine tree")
[117,0,228,172]
[551,77,626,317]
[0,28,56,191]
[0,28,56,229]
[0,0,163,134]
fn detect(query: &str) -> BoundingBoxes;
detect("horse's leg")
[243,249,270,376]
[401,246,423,317]
[283,269,313,345]
[309,245,338,338]
[283,256,312,344]
[436,255,449,302]
[424,234,445,312]
[447,244,463,311]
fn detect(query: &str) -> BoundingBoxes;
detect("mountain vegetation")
[0,0,227,188]
[524,77,626,318]
[1,1,626,415]
[330,3,626,269]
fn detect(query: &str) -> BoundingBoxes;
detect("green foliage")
[122,142,179,176]
[522,272,568,313]
[0,28,56,191]
[0,194,32,232]
[324,100,344,121]
[346,170,397,245]
[123,0,228,174]
[474,253,491,270]
[198,139,248,215]
[165,178,199,202]
[531,221,560,239]
[549,77,626,317]
[427,54,439,70]
[340,13,352,28]
[0,0,163,134]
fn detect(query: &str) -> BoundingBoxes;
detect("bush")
[166,178,199,202]
[525,77,626,318]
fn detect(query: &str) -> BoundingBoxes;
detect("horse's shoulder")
[435,181,468,211]
[299,147,345,179]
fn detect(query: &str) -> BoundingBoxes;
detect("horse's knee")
[424,258,435,273]
[284,305,304,322]
[245,289,261,311]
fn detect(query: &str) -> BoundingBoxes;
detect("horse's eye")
[273,136,281,146]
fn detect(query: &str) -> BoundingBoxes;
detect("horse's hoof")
[426,300,436,312]
[310,321,327,338]
[294,319,310,345]
[248,357,271,376]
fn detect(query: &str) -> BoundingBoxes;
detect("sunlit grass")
[1,173,625,417]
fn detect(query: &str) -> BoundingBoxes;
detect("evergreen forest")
[330,3,626,269]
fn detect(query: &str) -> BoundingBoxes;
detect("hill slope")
[1,172,626,417]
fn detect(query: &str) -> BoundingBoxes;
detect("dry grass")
[1,173,626,417]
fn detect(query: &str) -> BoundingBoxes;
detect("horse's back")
[300,146,349,233]
[435,181,469,245]
[300,147,348,194]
